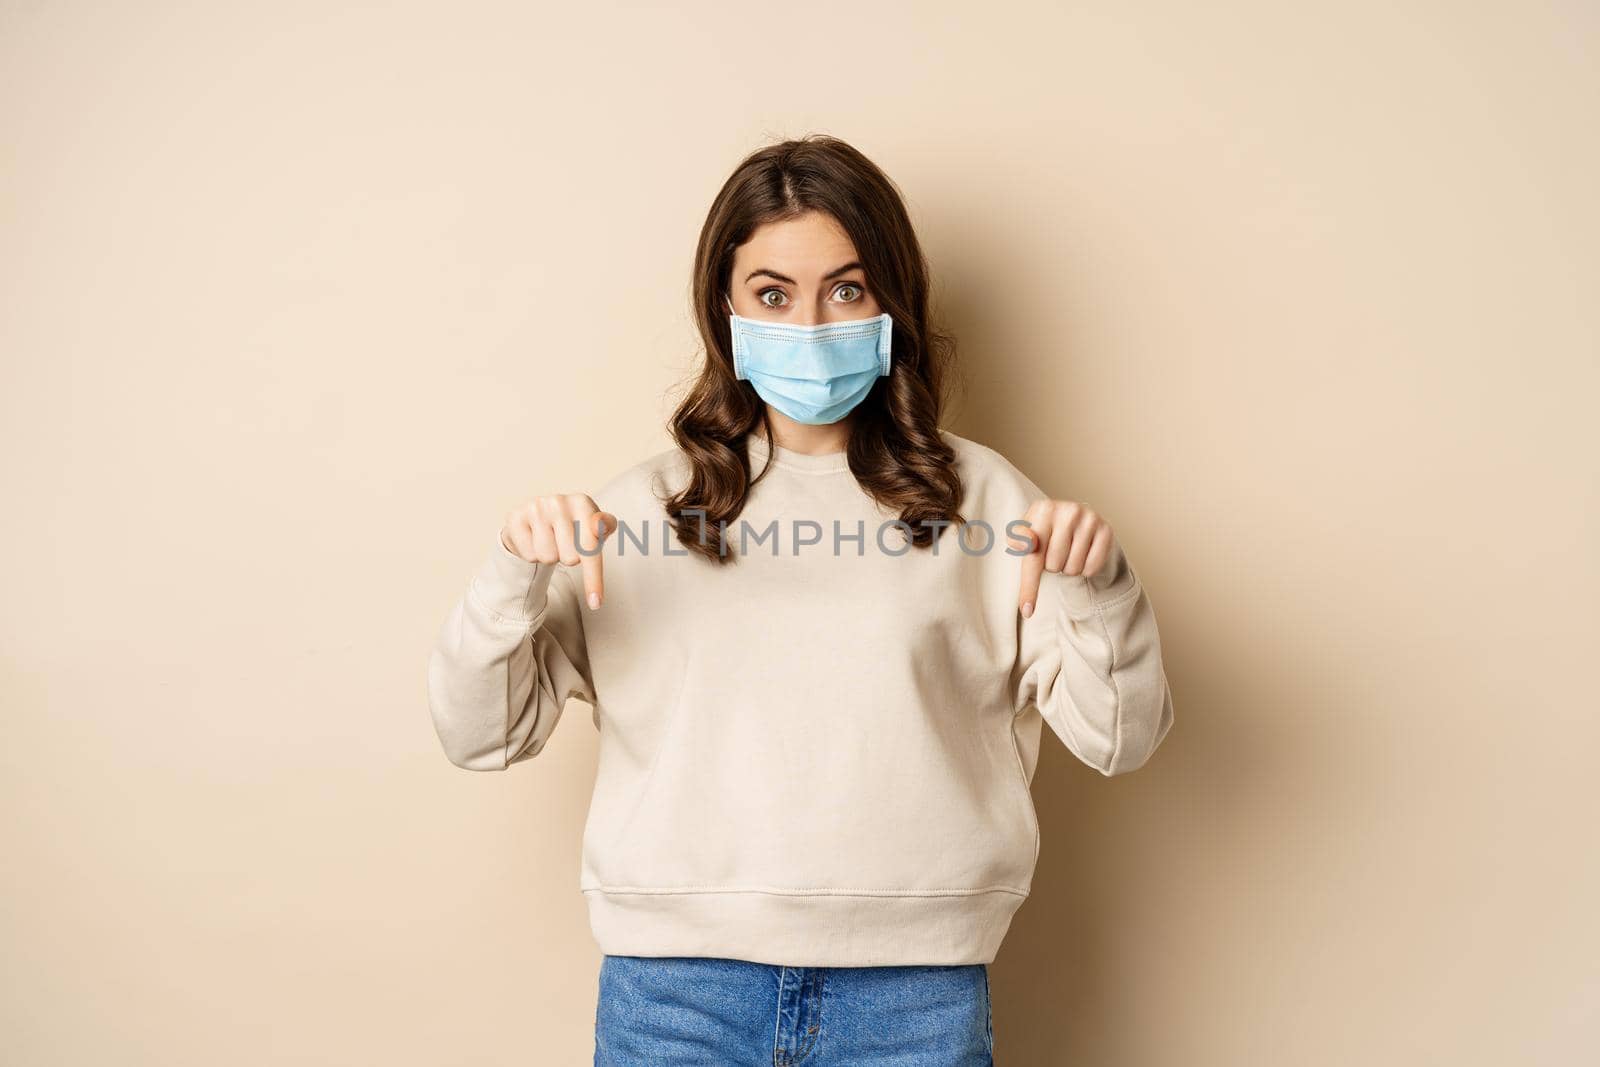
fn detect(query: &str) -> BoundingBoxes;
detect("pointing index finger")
[579,509,615,610]
[1016,516,1045,618]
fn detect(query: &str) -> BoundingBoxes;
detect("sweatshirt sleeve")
[1011,534,1175,777]
[426,531,597,771]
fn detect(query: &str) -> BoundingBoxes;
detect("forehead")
[732,211,860,275]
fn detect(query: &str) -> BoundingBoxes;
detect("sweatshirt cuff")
[1052,539,1141,618]
[470,531,558,623]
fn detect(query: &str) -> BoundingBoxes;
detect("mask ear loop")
[878,313,893,376]
[724,293,747,379]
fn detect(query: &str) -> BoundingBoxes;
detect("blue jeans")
[594,954,994,1065]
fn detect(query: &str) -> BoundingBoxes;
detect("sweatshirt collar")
[745,431,851,474]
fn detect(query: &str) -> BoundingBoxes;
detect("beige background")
[3,1,1596,1063]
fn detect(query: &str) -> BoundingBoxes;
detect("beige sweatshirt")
[427,428,1174,967]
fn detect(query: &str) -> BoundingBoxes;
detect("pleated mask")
[725,293,893,425]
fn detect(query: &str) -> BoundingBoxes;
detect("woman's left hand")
[1008,499,1115,619]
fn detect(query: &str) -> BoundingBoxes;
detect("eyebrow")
[743,261,864,285]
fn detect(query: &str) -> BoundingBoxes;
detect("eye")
[834,283,865,302]
[758,288,788,308]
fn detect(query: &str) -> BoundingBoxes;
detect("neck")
[758,410,853,455]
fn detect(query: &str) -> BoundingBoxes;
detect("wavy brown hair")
[662,134,966,564]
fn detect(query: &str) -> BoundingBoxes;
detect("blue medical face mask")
[724,293,893,425]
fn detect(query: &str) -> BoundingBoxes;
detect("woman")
[427,134,1175,1065]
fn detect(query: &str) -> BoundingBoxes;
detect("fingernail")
[1021,601,1034,618]
[587,592,600,610]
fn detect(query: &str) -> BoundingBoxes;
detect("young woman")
[427,134,1175,1065]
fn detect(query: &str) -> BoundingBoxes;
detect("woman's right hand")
[499,495,618,610]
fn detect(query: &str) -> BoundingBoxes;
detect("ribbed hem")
[582,886,1027,966]
[1052,538,1142,618]
[469,532,557,623]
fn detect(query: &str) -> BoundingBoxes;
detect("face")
[726,210,882,325]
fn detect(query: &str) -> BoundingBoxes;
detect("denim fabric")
[594,954,994,1066]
